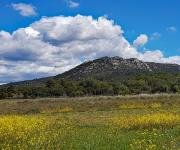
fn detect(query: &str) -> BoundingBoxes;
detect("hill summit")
[57,56,180,81]
[2,56,180,87]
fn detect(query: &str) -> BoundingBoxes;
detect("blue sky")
[0,0,179,83]
[1,0,180,56]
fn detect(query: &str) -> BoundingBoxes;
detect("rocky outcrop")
[57,56,180,81]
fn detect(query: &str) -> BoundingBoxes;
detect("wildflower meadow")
[0,94,179,149]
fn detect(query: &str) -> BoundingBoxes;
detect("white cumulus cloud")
[65,0,79,8]
[133,34,148,47]
[0,15,179,83]
[11,3,37,17]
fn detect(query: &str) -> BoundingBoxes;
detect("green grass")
[0,94,179,149]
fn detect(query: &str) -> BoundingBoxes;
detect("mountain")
[2,56,180,87]
[57,56,180,81]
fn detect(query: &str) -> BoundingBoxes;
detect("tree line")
[0,73,179,99]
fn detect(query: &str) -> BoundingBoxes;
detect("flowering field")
[0,95,179,149]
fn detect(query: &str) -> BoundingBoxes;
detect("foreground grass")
[0,94,179,149]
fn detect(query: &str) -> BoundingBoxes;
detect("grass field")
[0,94,180,150]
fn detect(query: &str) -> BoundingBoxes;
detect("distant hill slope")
[2,56,180,87]
[57,56,180,81]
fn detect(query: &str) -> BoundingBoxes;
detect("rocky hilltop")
[57,56,180,81]
[2,56,179,87]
